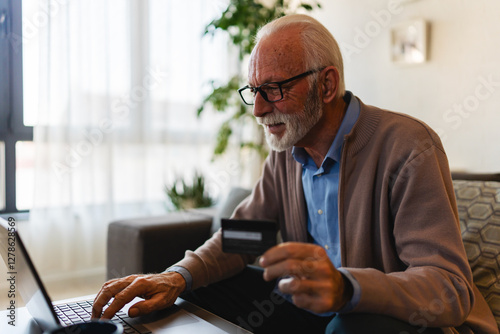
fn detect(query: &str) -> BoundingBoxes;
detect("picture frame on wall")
[391,19,428,64]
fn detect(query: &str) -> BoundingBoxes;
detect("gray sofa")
[106,174,500,329]
[106,187,251,280]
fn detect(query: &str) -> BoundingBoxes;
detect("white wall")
[313,0,500,173]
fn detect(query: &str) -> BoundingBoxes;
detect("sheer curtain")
[24,0,239,280]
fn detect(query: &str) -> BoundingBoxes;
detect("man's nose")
[253,92,273,118]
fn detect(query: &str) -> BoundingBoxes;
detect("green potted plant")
[164,172,214,211]
[198,0,322,159]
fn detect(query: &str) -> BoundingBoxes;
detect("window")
[0,141,5,211]
[0,0,33,214]
[1,0,236,215]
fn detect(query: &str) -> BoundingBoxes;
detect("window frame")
[0,0,33,214]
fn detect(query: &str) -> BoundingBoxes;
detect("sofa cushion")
[211,187,252,234]
[107,212,213,280]
[453,180,500,328]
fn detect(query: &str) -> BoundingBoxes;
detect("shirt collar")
[292,91,360,168]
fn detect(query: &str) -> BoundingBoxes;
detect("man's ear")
[320,66,339,104]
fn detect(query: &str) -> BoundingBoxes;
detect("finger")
[260,243,298,267]
[92,291,110,319]
[92,278,131,319]
[101,282,146,320]
[278,277,313,295]
[280,277,347,313]
[260,242,328,267]
[278,276,332,295]
[292,292,336,314]
[128,293,172,317]
[263,258,315,281]
[292,293,319,312]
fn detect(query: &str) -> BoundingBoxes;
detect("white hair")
[255,14,345,99]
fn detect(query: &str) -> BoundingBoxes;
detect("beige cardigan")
[175,98,497,333]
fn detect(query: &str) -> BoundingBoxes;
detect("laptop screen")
[0,218,61,331]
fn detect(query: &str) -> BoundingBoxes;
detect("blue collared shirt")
[291,91,361,313]
[174,92,362,313]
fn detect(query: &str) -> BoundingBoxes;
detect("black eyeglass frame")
[238,68,323,106]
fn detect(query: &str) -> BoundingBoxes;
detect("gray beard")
[256,84,323,152]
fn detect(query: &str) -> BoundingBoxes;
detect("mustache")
[256,113,290,126]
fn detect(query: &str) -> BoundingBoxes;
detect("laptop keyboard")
[54,300,151,334]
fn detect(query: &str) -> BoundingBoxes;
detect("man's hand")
[259,242,352,314]
[91,272,186,320]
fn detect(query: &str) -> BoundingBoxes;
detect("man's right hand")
[91,271,186,320]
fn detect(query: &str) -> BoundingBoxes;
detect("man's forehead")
[249,32,304,84]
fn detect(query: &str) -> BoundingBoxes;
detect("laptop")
[0,218,245,333]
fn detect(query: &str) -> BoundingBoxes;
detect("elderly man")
[93,14,496,334]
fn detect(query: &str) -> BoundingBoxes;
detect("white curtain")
[23,0,241,279]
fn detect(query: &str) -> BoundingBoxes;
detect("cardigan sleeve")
[173,153,281,290]
[346,142,475,328]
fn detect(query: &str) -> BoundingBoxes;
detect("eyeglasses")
[238,68,322,106]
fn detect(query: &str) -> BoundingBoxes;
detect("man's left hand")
[259,242,352,314]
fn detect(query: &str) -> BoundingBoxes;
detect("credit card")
[221,219,277,255]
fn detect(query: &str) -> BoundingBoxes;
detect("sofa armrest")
[451,172,500,182]
[106,211,213,280]
[452,176,500,329]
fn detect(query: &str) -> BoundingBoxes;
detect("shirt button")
[325,245,329,250]
[318,209,323,215]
